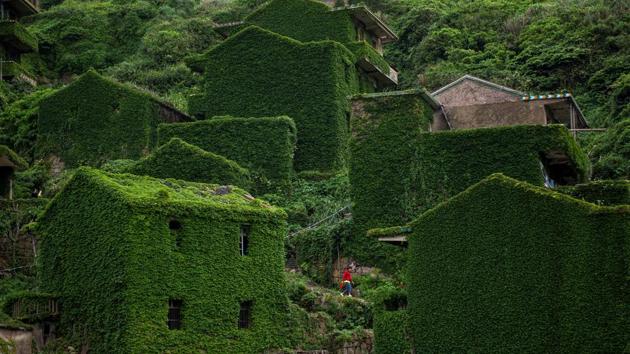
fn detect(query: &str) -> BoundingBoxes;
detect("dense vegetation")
[0,0,627,352]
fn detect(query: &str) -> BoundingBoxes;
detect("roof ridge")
[432,74,525,97]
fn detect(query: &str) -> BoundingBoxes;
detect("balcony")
[357,57,398,87]
[0,20,38,52]
[0,60,36,85]
[2,0,40,17]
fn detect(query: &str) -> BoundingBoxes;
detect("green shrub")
[187,25,359,172]
[122,138,251,189]
[158,115,296,192]
[38,167,292,353]
[0,145,28,170]
[37,70,186,167]
[407,174,629,352]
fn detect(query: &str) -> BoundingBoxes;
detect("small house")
[120,138,252,189]
[432,75,589,132]
[37,167,290,353]
[402,174,629,352]
[37,70,191,168]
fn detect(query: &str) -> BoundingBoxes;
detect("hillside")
[0,0,628,352]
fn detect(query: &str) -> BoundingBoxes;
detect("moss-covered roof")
[351,88,441,109]
[48,70,187,117]
[53,167,283,214]
[412,173,629,227]
[371,174,630,239]
[0,145,28,170]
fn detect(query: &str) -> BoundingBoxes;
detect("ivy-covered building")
[37,167,291,353]
[158,115,296,192]
[190,0,399,172]
[399,174,629,353]
[0,0,38,85]
[350,90,590,242]
[119,138,252,189]
[36,70,191,168]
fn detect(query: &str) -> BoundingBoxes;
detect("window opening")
[168,299,182,330]
[239,300,253,329]
[240,224,251,256]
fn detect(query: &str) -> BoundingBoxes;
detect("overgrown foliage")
[38,167,293,353]
[159,115,296,192]
[351,90,590,238]
[36,70,178,167]
[407,174,629,352]
[187,25,359,172]
[118,138,252,189]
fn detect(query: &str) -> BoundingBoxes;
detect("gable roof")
[373,173,629,243]
[414,173,628,227]
[126,138,250,186]
[50,70,190,120]
[432,75,526,97]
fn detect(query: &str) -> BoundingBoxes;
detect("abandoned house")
[36,70,191,168]
[36,167,291,353]
[349,89,590,247]
[399,174,629,352]
[118,137,252,189]
[0,0,38,85]
[0,145,27,199]
[432,75,589,132]
[193,0,399,172]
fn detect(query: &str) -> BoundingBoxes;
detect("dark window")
[239,301,253,329]
[169,219,183,247]
[168,299,182,330]
[240,224,251,256]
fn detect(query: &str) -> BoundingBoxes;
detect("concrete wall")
[0,328,32,354]
[435,79,521,107]
[444,99,568,130]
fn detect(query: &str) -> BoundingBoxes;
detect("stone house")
[37,168,290,353]
[432,75,589,132]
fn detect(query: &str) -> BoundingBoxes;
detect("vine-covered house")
[190,0,399,172]
[0,0,38,85]
[36,70,191,168]
[401,174,629,353]
[37,168,291,353]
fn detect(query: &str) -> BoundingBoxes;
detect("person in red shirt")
[340,267,353,296]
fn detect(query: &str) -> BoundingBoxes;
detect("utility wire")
[288,204,351,239]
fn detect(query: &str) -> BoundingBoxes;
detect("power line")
[288,204,351,239]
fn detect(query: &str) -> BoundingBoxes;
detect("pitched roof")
[52,70,190,120]
[432,75,526,97]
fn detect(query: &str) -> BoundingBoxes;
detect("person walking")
[340,267,353,296]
